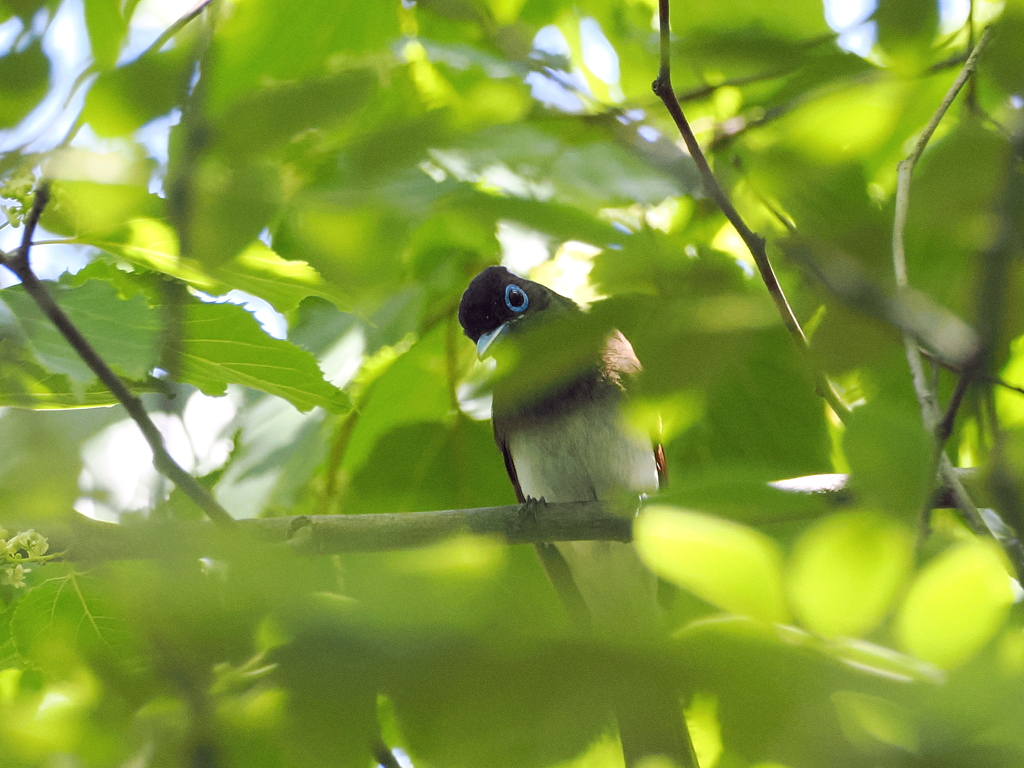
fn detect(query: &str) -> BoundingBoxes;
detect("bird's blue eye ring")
[504,284,529,313]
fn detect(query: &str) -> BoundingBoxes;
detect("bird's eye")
[504,284,529,313]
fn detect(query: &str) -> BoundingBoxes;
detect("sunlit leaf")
[895,540,1015,669]
[787,511,913,639]
[832,691,919,753]
[635,505,789,623]
[176,300,350,413]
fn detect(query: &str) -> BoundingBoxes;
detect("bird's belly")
[506,400,661,635]
[506,400,658,503]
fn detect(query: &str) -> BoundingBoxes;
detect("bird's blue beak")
[476,322,510,358]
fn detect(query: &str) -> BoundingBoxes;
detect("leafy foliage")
[0,0,1023,766]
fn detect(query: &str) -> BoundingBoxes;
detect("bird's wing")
[498,436,592,630]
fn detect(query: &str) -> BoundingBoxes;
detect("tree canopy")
[1,0,1024,766]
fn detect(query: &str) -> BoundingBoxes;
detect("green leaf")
[212,69,375,158]
[832,691,919,753]
[205,0,399,114]
[213,241,349,313]
[0,40,50,129]
[176,300,350,413]
[787,511,914,639]
[0,338,161,408]
[12,570,139,674]
[895,540,1015,669]
[874,0,939,68]
[0,278,161,382]
[634,505,789,623]
[83,0,128,70]
[82,48,189,137]
[843,398,933,519]
[179,158,281,266]
[342,323,452,475]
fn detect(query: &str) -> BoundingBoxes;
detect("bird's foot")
[519,495,546,526]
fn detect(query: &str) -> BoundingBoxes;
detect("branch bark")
[651,0,849,421]
[0,185,236,528]
[45,501,631,561]
[27,470,986,562]
[889,28,1003,555]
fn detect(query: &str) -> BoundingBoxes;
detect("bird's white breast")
[507,397,662,635]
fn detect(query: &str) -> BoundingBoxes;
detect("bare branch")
[0,185,235,528]
[890,28,997,552]
[46,501,632,561]
[144,0,217,57]
[28,470,989,562]
[651,0,849,421]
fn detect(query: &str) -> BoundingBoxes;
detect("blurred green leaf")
[874,0,939,68]
[82,0,128,70]
[213,69,375,158]
[179,158,281,266]
[832,690,919,754]
[82,48,189,137]
[12,569,140,674]
[787,511,913,639]
[843,398,933,519]
[895,539,1015,669]
[0,40,50,129]
[342,322,453,475]
[635,505,789,623]
[205,0,399,113]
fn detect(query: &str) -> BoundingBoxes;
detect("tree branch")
[143,0,217,57]
[651,0,849,421]
[890,28,996,549]
[45,501,632,561]
[29,470,987,562]
[0,185,236,528]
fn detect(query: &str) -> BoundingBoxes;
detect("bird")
[458,265,697,768]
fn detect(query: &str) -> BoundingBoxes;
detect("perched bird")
[458,265,696,768]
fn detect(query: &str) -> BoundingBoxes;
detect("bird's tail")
[615,674,698,768]
[535,542,698,768]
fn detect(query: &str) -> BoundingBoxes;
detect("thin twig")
[0,185,235,527]
[936,371,973,445]
[144,0,216,58]
[891,28,995,546]
[675,68,793,103]
[651,0,849,421]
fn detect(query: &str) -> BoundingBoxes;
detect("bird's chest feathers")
[505,396,658,503]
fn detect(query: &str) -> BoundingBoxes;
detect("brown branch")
[651,0,849,422]
[0,185,235,527]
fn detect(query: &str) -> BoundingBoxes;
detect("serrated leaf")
[0,278,161,382]
[177,300,350,413]
[634,505,789,623]
[213,241,348,313]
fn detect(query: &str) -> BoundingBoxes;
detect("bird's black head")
[458,266,569,355]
